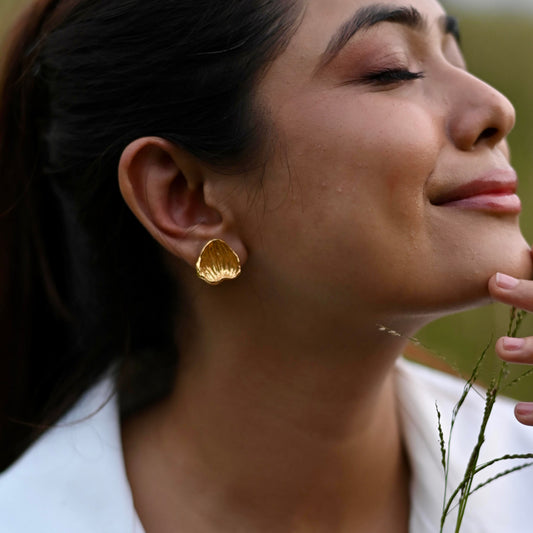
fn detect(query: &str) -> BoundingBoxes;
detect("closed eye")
[359,68,425,85]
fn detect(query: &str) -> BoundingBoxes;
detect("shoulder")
[0,377,144,533]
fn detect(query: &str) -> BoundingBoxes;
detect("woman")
[1,0,533,531]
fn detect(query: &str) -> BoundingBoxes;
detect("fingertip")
[515,403,533,426]
[488,273,519,296]
[487,273,502,298]
[496,336,524,363]
[501,336,525,352]
[494,273,520,291]
[494,337,509,361]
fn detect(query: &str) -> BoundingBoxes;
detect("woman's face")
[232,0,531,320]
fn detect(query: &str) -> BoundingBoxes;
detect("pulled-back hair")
[0,0,301,470]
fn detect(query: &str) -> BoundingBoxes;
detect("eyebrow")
[320,4,461,68]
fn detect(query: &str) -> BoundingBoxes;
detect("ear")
[118,137,247,268]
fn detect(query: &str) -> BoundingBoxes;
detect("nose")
[446,69,516,152]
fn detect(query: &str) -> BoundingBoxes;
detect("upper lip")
[431,169,518,205]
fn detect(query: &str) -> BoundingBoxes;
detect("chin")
[488,231,532,279]
[417,231,532,317]
[455,234,531,311]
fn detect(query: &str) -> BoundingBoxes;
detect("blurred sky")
[444,0,533,14]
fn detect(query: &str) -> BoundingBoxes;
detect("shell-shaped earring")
[195,239,241,285]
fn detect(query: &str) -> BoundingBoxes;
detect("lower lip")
[439,193,522,214]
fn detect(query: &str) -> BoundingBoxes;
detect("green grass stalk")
[439,307,532,532]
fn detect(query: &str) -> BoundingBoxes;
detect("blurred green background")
[1,1,533,398]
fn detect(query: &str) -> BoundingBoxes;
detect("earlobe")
[118,137,227,266]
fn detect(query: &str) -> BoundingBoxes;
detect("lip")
[431,169,521,214]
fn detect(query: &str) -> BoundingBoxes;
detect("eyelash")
[361,68,425,85]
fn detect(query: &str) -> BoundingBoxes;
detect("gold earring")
[195,239,241,285]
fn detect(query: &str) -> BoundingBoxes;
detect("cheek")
[254,97,442,286]
[278,94,441,226]
[249,90,476,311]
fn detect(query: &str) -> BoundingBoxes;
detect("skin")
[117,0,533,531]
[491,272,533,425]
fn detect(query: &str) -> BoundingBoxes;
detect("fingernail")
[496,273,520,290]
[502,337,525,351]
[515,403,533,418]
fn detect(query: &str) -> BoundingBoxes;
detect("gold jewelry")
[195,239,241,285]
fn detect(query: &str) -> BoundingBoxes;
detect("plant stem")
[440,307,530,532]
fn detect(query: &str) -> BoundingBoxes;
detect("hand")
[489,272,533,426]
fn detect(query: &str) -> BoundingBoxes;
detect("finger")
[488,273,533,312]
[515,403,533,426]
[495,336,533,364]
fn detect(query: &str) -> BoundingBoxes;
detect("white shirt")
[0,359,532,532]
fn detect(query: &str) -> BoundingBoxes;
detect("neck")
[123,285,422,532]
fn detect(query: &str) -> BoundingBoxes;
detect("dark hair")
[0,0,302,470]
